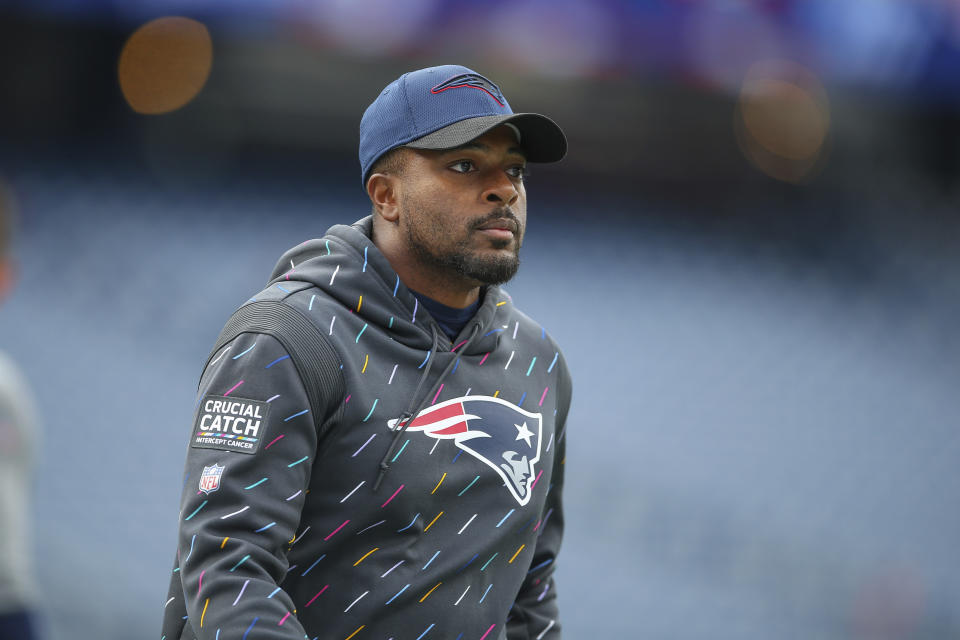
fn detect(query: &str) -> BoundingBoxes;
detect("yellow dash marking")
[200,598,209,627]
[420,582,442,603]
[362,354,369,374]
[424,511,444,532]
[509,544,526,564]
[220,537,229,549]
[431,473,447,495]
[357,295,363,312]
[496,301,507,306]
[345,625,365,640]
[288,534,296,544]
[354,547,379,566]
[493,390,500,398]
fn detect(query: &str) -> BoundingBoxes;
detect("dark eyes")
[449,160,529,180]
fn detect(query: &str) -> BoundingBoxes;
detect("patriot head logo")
[431,73,506,107]
[388,395,542,505]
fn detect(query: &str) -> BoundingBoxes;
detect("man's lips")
[475,218,518,236]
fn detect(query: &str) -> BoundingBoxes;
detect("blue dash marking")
[452,450,463,463]
[389,316,394,328]
[241,616,259,640]
[422,550,441,570]
[184,501,207,521]
[451,358,460,374]
[309,294,315,310]
[416,624,435,640]
[518,391,527,405]
[184,534,196,563]
[458,475,480,497]
[275,284,291,294]
[284,409,309,422]
[484,328,505,337]
[287,456,309,468]
[230,555,251,572]
[302,554,326,576]
[232,344,255,359]
[547,352,559,373]
[417,350,431,369]
[267,587,282,599]
[363,246,368,272]
[496,509,515,528]
[456,553,479,574]
[385,584,409,605]
[479,584,493,604]
[245,478,268,490]
[526,357,537,376]
[325,240,331,255]
[541,327,546,339]
[527,559,553,574]
[355,323,368,343]
[362,398,379,422]
[390,439,410,463]
[397,513,420,532]
[393,275,400,296]
[265,355,290,368]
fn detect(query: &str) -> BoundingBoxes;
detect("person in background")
[0,184,41,640]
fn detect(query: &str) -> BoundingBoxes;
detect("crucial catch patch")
[191,395,270,455]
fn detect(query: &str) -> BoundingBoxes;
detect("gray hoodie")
[161,217,571,640]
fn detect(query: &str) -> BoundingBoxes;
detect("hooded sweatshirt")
[160,217,571,640]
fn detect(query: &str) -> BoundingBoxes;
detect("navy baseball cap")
[359,64,567,186]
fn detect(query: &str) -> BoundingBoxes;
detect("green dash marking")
[245,478,268,490]
[356,324,368,343]
[458,475,480,497]
[362,398,379,422]
[229,555,251,572]
[287,456,309,468]
[184,500,208,521]
[480,553,498,571]
[526,356,537,376]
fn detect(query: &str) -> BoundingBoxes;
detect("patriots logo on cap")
[388,395,542,505]
[431,73,506,107]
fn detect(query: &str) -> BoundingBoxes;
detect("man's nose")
[481,171,519,206]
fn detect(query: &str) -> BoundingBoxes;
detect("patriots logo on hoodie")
[388,396,543,506]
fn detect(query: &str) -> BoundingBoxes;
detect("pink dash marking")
[264,434,285,450]
[278,612,291,626]
[431,384,444,405]
[305,585,329,607]
[198,570,205,595]
[530,469,544,490]
[344,394,352,404]
[451,339,468,352]
[223,380,244,396]
[381,484,404,508]
[324,520,350,541]
[478,352,490,366]
[533,518,543,533]
[538,386,549,407]
[480,623,497,640]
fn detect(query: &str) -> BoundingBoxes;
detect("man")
[0,185,41,640]
[161,64,572,640]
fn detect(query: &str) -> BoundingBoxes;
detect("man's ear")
[367,173,400,223]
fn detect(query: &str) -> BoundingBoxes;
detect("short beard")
[405,209,521,286]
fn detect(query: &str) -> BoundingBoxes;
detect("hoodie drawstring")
[373,323,481,492]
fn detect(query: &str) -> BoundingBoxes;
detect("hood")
[267,216,506,356]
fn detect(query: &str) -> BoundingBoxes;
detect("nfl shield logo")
[199,464,225,495]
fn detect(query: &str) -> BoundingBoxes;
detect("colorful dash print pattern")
[161,218,572,640]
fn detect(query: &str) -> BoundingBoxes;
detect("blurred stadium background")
[1,1,959,638]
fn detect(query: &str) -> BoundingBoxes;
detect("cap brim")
[404,113,567,162]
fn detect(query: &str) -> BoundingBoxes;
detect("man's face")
[395,126,528,287]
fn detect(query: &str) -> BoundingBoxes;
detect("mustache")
[470,208,521,230]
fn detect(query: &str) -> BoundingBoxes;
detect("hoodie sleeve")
[506,354,572,640]
[170,332,321,639]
